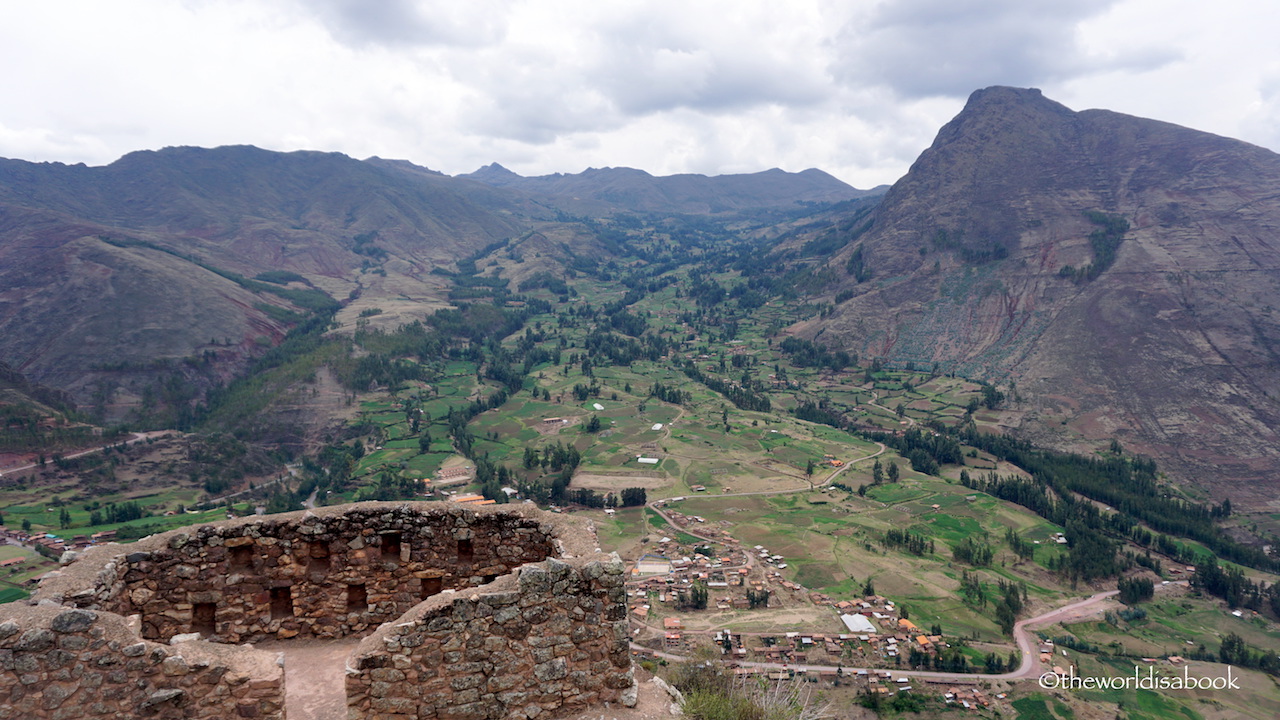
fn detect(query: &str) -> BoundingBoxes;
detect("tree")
[872,459,884,485]
[887,462,900,483]
[680,582,709,610]
[59,507,72,529]
[863,578,875,596]
[584,415,602,433]
[418,432,432,454]
[1118,576,1154,605]
[620,487,647,507]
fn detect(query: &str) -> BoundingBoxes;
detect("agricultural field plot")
[572,473,672,493]
[656,605,848,636]
[580,506,649,557]
[666,475,1077,642]
[1059,591,1280,660]
[1056,655,1280,720]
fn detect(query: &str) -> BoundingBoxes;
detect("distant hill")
[0,146,535,416]
[459,163,883,215]
[0,146,861,422]
[799,86,1280,504]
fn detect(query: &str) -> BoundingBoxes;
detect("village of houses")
[623,505,1008,711]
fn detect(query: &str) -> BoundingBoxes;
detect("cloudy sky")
[1,0,1277,188]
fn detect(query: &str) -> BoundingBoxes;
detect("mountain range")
[800,87,1280,506]
[2,86,1278,507]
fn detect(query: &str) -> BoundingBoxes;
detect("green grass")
[1011,694,1062,720]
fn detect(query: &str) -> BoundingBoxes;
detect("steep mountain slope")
[0,147,536,415]
[460,163,878,215]
[807,87,1280,505]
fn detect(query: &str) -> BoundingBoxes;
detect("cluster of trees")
[865,428,964,476]
[902,643,1017,675]
[1004,527,1035,561]
[1117,576,1155,604]
[846,244,871,282]
[958,571,1026,634]
[869,458,900,486]
[1059,211,1129,283]
[87,501,148,526]
[520,441,583,473]
[677,582,709,610]
[681,361,771,412]
[1216,632,1280,675]
[959,427,1276,573]
[1192,558,1280,616]
[619,487,647,507]
[776,337,854,371]
[581,329,668,365]
[992,579,1027,634]
[1048,522,1121,583]
[650,382,691,405]
[351,471,420,503]
[927,227,1010,265]
[793,400,847,430]
[952,536,994,566]
[883,529,933,556]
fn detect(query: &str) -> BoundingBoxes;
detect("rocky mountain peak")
[810,87,1280,503]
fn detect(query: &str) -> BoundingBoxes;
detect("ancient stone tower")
[1,502,636,719]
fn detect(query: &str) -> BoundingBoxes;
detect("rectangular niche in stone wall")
[380,532,402,566]
[192,602,217,635]
[230,544,254,572]
[270,586,294,620]
[346,583,368,613]
[308,541,331,570]
[421,576,443,599]
[457,538,473,563]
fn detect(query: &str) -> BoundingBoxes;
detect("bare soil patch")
[573,472,673,492]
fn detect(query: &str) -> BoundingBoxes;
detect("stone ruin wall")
[0,604,284,720]
[43,504,560,644]
[347,555,633,720]
[3,502,634,720]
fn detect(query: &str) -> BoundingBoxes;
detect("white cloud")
[294,0,510,48]
[0,0,1275,189]
[832,0,1179,99]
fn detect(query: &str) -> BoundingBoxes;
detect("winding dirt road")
[0,430,174,475]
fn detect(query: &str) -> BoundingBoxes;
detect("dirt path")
[0,430,174,474]
[265,637,363,720]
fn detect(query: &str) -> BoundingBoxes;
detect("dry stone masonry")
[3,501,635,719]
[0,603,284,720]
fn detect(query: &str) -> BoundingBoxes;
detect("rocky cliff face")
[811,87,1280,505]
